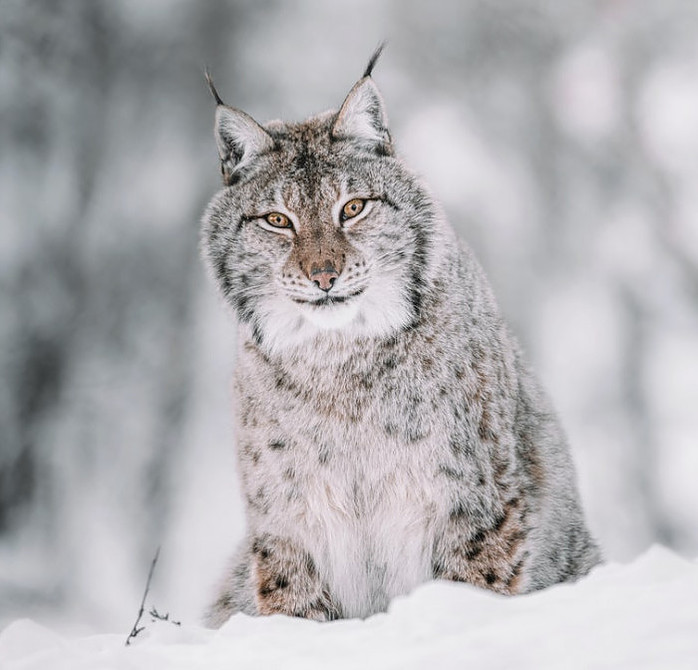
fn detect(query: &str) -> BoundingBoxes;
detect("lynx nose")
[310,262,339,292]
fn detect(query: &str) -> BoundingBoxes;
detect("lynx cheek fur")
[201,50,601,626]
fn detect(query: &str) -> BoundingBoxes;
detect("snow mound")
[1,546,697,669]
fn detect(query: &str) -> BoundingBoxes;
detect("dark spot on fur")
[465,544,483,560]
[259,583,274,596]
[249,487,269,514]
[449,435,472,457]
[283,467,295,480]
[438,465,463,480]
[252,539,269,560]
[269,440,286,450]
[404,219,429,327]
[305,556,317,578]
[478,410,498,442]
[432,558,445,578]
[449,501,468,520]
[405,425,429,443]
[235,294,251,321]
[484,571,497,585]
[318,444,331,465]
[359,374,374,391]
[214,255,233,299]
[241,403,251,428]
[471,529,486,544]
[382,334,399,350]
[492,513,507,533]
[216,592,232,608]
[380,195,401,211]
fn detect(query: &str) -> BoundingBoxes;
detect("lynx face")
[202,76,435,353]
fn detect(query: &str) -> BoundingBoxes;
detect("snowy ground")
[1,546,696,669]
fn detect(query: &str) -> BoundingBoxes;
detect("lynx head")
[202,49,439,355]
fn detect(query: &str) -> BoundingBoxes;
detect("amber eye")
[341,198,365,221]
[265,212,291,228]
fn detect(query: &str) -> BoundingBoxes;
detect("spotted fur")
[202,56,601,627]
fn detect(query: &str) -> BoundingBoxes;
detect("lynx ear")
[206,71,274,184]
[331,77,391,151]
[215,106,274,176]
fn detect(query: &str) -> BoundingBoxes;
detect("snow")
[2,547,696,670]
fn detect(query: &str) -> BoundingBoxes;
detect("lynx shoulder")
[201,50,601,625]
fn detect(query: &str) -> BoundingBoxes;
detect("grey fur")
[201,62,601,626]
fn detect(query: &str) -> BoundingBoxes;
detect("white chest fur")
[291,434,445,618]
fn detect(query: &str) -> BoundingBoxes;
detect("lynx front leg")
[432,496,529,595]
[251,534,341,621]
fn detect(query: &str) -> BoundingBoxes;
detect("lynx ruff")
[201,50,601,625]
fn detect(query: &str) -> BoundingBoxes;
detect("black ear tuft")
[331,43,391,150]
[204,69,275,185]
[363,42,387,78]
[204,68,225,106]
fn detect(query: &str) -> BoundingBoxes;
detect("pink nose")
[310,264,339,292]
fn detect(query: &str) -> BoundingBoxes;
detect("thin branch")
[125,546,161,647]
[150,606,181,626]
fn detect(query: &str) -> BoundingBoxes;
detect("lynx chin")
[201,48,601,625]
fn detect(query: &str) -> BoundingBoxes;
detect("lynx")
[201,48,601,625]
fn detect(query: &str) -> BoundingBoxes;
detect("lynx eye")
[265,212,291,228]
[341,198,365,221]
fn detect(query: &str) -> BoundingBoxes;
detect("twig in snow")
[125,546,161,646]
[150,606,181,626]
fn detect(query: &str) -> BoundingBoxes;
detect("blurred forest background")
[2,0,698,634]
